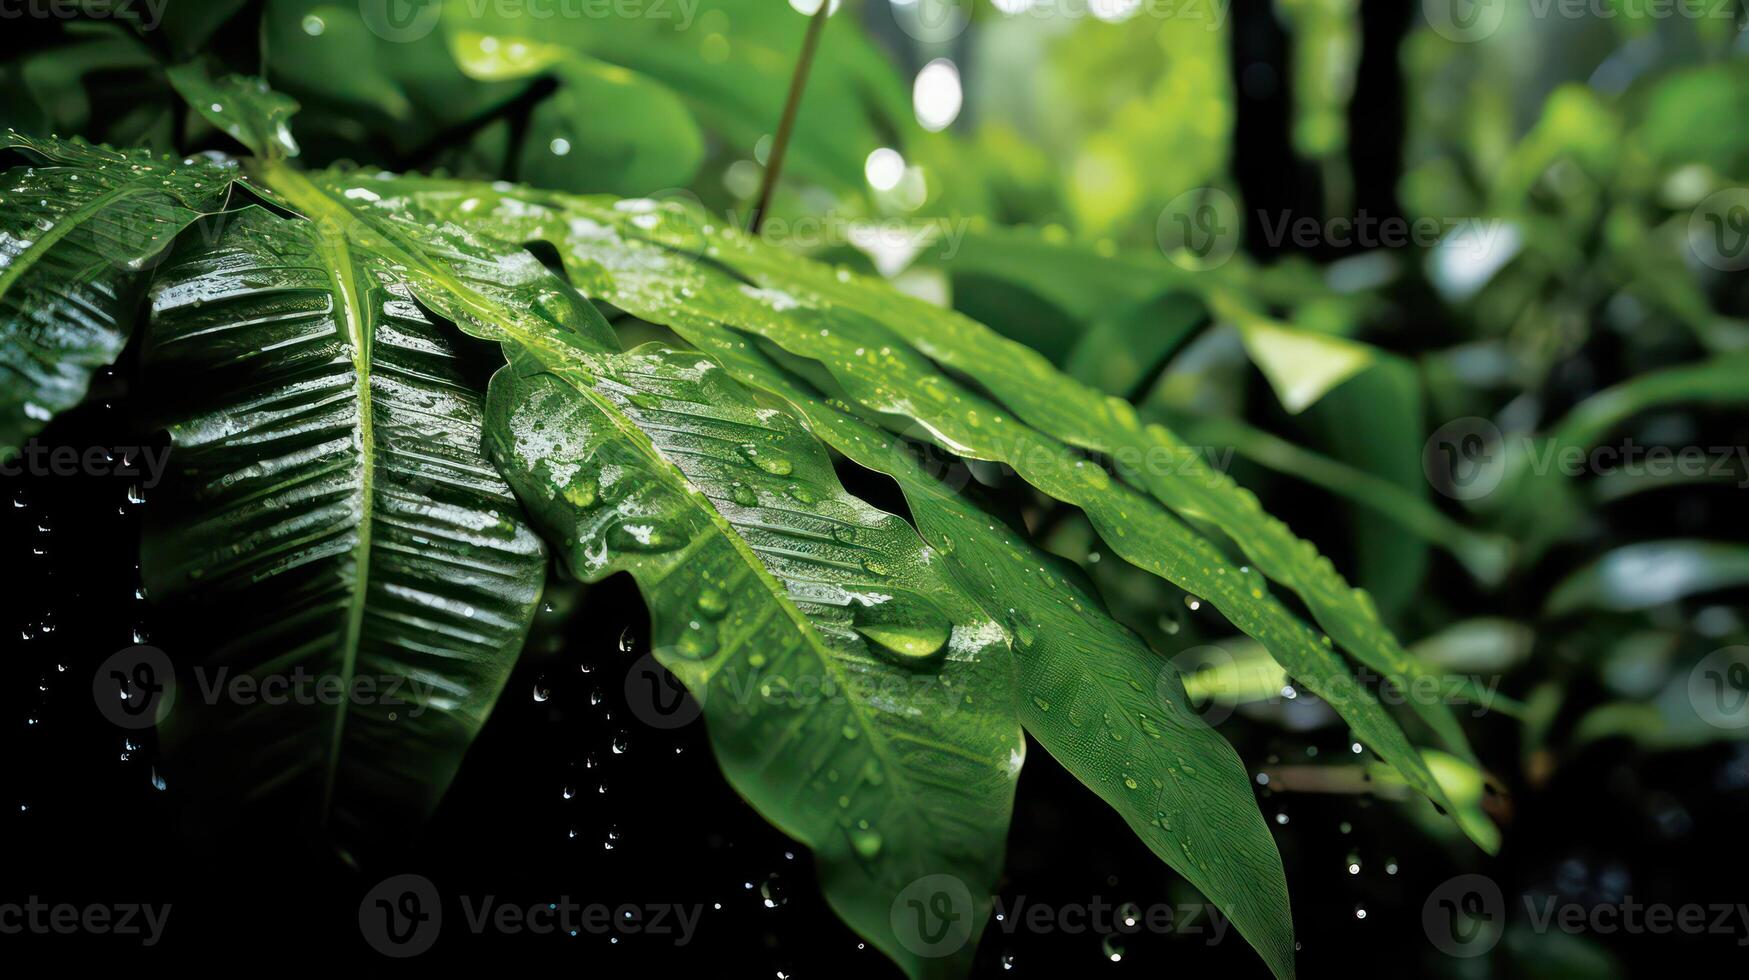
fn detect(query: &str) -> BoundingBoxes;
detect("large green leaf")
[379,177,1476,833]
[624,333,1301,980]
[244,164,1021,977]
[485,343,1022,980]
[447,31,705,195]
[437,0,914,193]
[372,174,1322,966]
[140,203,547,845]
[355,179,1479,843]
[261,0,521,154]
[257,169,1318,972]
[525,191,1471,806]
[577,197,1480,767]
[0,130,235,454]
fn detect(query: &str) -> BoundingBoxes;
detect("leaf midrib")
[254,163,379,824]
[312,216,376,826]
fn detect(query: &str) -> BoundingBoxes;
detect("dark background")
[6,6,1749,978]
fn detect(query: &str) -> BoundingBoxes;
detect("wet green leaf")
[512,188,1479,775]
[166,62,302,159]
[372,180,1479,842]
[140,204,547,843]
[0,130,235,454]
[485,343,1021,980]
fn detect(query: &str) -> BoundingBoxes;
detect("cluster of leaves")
[911,8,1749,786]
[0,0,911,203]
[7,3,1749,977]
[2,47,1500,973]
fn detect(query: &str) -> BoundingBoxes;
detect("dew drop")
[696,589,729,619]
[850,827,883,859]
[850,592,951,665]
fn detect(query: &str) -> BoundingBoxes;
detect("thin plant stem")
[749,1,831,235]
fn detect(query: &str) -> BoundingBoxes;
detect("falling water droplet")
[1101,936,1125,962]
[759,874,789,908]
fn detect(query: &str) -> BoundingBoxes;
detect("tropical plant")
[0,58,1495,976]
[10,3,1749,978]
